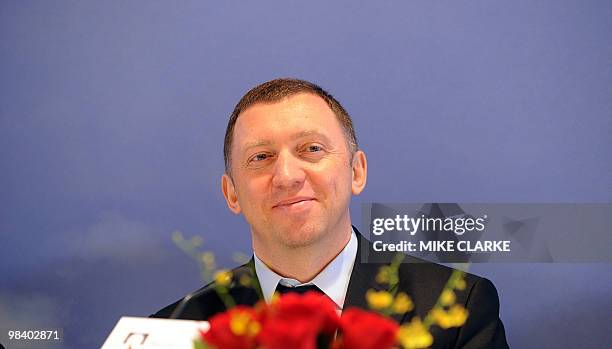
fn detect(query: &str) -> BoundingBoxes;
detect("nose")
[272,150,305,191]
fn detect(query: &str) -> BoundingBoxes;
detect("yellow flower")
[230,311,261,337]
[366,290,394,310]
[431,308,451,329]
[376,265,392,284]
[397,317,433,349]
[171,230,183,243]
[201,252,216,270]
[393,292,414,314]
[439,289,456,306]
[431,304,469,329]
[214,270,232,286]
[239,274,252,287]
[448,304,469,327]
[455,279,466,291]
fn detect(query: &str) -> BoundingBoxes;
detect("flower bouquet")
[173,233,469,349]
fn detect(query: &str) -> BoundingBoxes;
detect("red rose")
[258,291,340,349]
[338,308,399,349]
[202,306,261,349]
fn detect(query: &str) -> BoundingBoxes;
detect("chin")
[274,221,326,248]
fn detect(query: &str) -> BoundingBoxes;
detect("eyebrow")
[293,130,331,143]
[243,139,273,151]
[242,130,332,152]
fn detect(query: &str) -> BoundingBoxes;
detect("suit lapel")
[345,227,410,324]
[229,259,265,306]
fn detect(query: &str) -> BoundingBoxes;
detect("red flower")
[201,306,261,349]
[258,291,340,349]
[338,308,399,349]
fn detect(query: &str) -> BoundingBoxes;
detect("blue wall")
[1,1,611,348]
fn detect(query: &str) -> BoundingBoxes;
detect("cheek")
[236,178,274,228]
[236,176,270,210]
[309,165,351,199]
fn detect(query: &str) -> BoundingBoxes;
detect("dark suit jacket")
[153,228,509,349]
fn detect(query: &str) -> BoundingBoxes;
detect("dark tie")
[275,283,324,295]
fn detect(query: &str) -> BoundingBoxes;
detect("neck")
[252,219,352,283]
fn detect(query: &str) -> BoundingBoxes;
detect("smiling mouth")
[273,198,315,208]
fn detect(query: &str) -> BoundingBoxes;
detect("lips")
[272,197,315,208]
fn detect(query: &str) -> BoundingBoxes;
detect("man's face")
[221,93,367,249]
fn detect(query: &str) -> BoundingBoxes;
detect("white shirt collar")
[253,228,358,311]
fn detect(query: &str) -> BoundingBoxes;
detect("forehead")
[233,93,345,147]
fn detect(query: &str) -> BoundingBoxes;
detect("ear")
[351,150,367,195]
[221,173,241,214]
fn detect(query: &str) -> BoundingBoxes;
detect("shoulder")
[150,281,221,320]
[356,230,498,303]
[150,262,260,320]
[394,259,508,347]
[357,233,500,316]
[395,256,501,311]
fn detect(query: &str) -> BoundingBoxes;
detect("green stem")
[214,284,236,309]
[422,268,467,329]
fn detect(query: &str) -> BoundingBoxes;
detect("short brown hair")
[223,78,358,174]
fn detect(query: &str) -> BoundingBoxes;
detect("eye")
[249,152,272,163]
[300,143,326,161]
[305,144,323,153]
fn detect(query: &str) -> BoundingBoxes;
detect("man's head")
[223,78,358,175]
[221,78,367,252]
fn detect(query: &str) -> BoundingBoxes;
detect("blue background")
[1,1,611,348]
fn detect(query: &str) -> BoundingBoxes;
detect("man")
[153,78,509,348]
